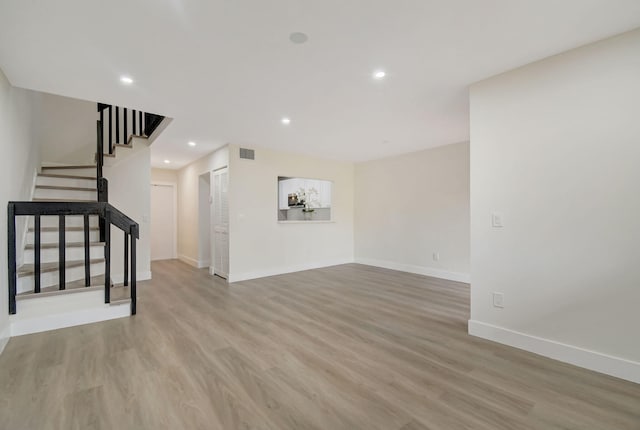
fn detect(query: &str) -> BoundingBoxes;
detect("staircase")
[10,164,133,336]
[6,102,165,336]
[18,165,105,296]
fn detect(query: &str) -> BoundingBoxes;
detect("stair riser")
[41,167,96,177]
[36,176,96,189]
[27,230,101,244]
[29,215,100,229]
[24,245,104,264]
[18,262,106,294]
[34,188,97,201]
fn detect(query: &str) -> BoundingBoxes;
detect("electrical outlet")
[432,252,440,262]
[491,212,504,228]
[493,292,504,308]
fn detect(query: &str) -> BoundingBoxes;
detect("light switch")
[491,212,504,228]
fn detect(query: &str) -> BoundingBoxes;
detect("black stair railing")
[97,103,165,155]
[7,201,139,316]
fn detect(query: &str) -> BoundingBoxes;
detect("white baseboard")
[0,324,10,355]
[355,258,470,283]
[11,303,130,337]
[177,254,209,269]
[228,258,354,283]
[111,271,152,284]
[468,320,640,384]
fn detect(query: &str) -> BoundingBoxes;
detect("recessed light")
[289,32,308,44]
[281,117,291,125]
[163,159,171,164]
[120,76,134,84]
[373,70,386,79]
[188,141,196,147]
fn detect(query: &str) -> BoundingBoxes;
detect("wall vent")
[239,148,255,160]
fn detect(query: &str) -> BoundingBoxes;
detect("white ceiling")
[1,1,639,169]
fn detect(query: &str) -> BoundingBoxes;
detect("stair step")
[16,282,130,302]
[25,241,104,250]
[15,274,122,299]
[33,198,97,203]
[18,258,104,277]
[41,165,95,170]
[38,173,96,180]
[29,226,100,232]
[35,185,97,192]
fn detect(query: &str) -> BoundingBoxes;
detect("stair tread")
[41,165,95,170]
[29,226,99,232]
[25,241,105,250]
[35,185,97,191]
[17,280,130,301]
[38,173,96,180]
[17,275,107,298]
[18,258,104,277]
[33,198,98,202]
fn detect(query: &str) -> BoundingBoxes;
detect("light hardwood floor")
[0,260,638,429]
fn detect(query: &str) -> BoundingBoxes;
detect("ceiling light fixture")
[188,141,196,147]
[289,32,308,44]
[373,70,386,80]
[120,76,134,84]
[163,159,171,164]
[281,117,291,125]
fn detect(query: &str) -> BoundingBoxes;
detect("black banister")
[58,215,65,289]
[8,204,16,315]
[84,214,90,287]
[114,106,119,148]
[34,215,41,293]
[7,201,139,316]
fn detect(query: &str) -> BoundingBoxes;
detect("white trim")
[355,258,470,283]
[17,168,40,267]
[468,320,640,384]
[178,254,209,268]
[228,258,354,283]
[0,324,10,355]
[111,271,152,284]
[11,303,130,337]
[151,181,178,259]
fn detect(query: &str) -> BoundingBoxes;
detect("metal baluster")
[59,215,65,289]
[8,204,17,314]
[123,108,128,144]
[124,232,129,287]
[104,210,111,303]
[84,214,90,286]
[131,226,137,315]
[34,215,41,293]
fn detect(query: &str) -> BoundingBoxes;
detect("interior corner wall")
[469,29,640,382]
[227,144,355,281]
[176,146,229,267]
[39,92,96,165]
[354,142,470,282]
[0,68,43,352]
[103,137,151,283]
[151,168,178,184]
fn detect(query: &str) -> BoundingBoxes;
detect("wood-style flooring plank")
[0,260,639,429]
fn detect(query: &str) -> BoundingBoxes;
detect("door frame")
[150,181,178,260]
[212,166,229,279]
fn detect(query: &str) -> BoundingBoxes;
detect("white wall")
[354,142,470,282]
[469,29,640,382]
[151,168,178,184]
[104,137,151,283]
[0,68,43,352]
[176,146,229,267]
[39,93,96,165]
[228,144,354,281]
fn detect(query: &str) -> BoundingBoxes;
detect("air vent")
[239,148,255,160]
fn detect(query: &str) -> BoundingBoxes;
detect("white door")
[150,184,175,261]
[212,169,229,278]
